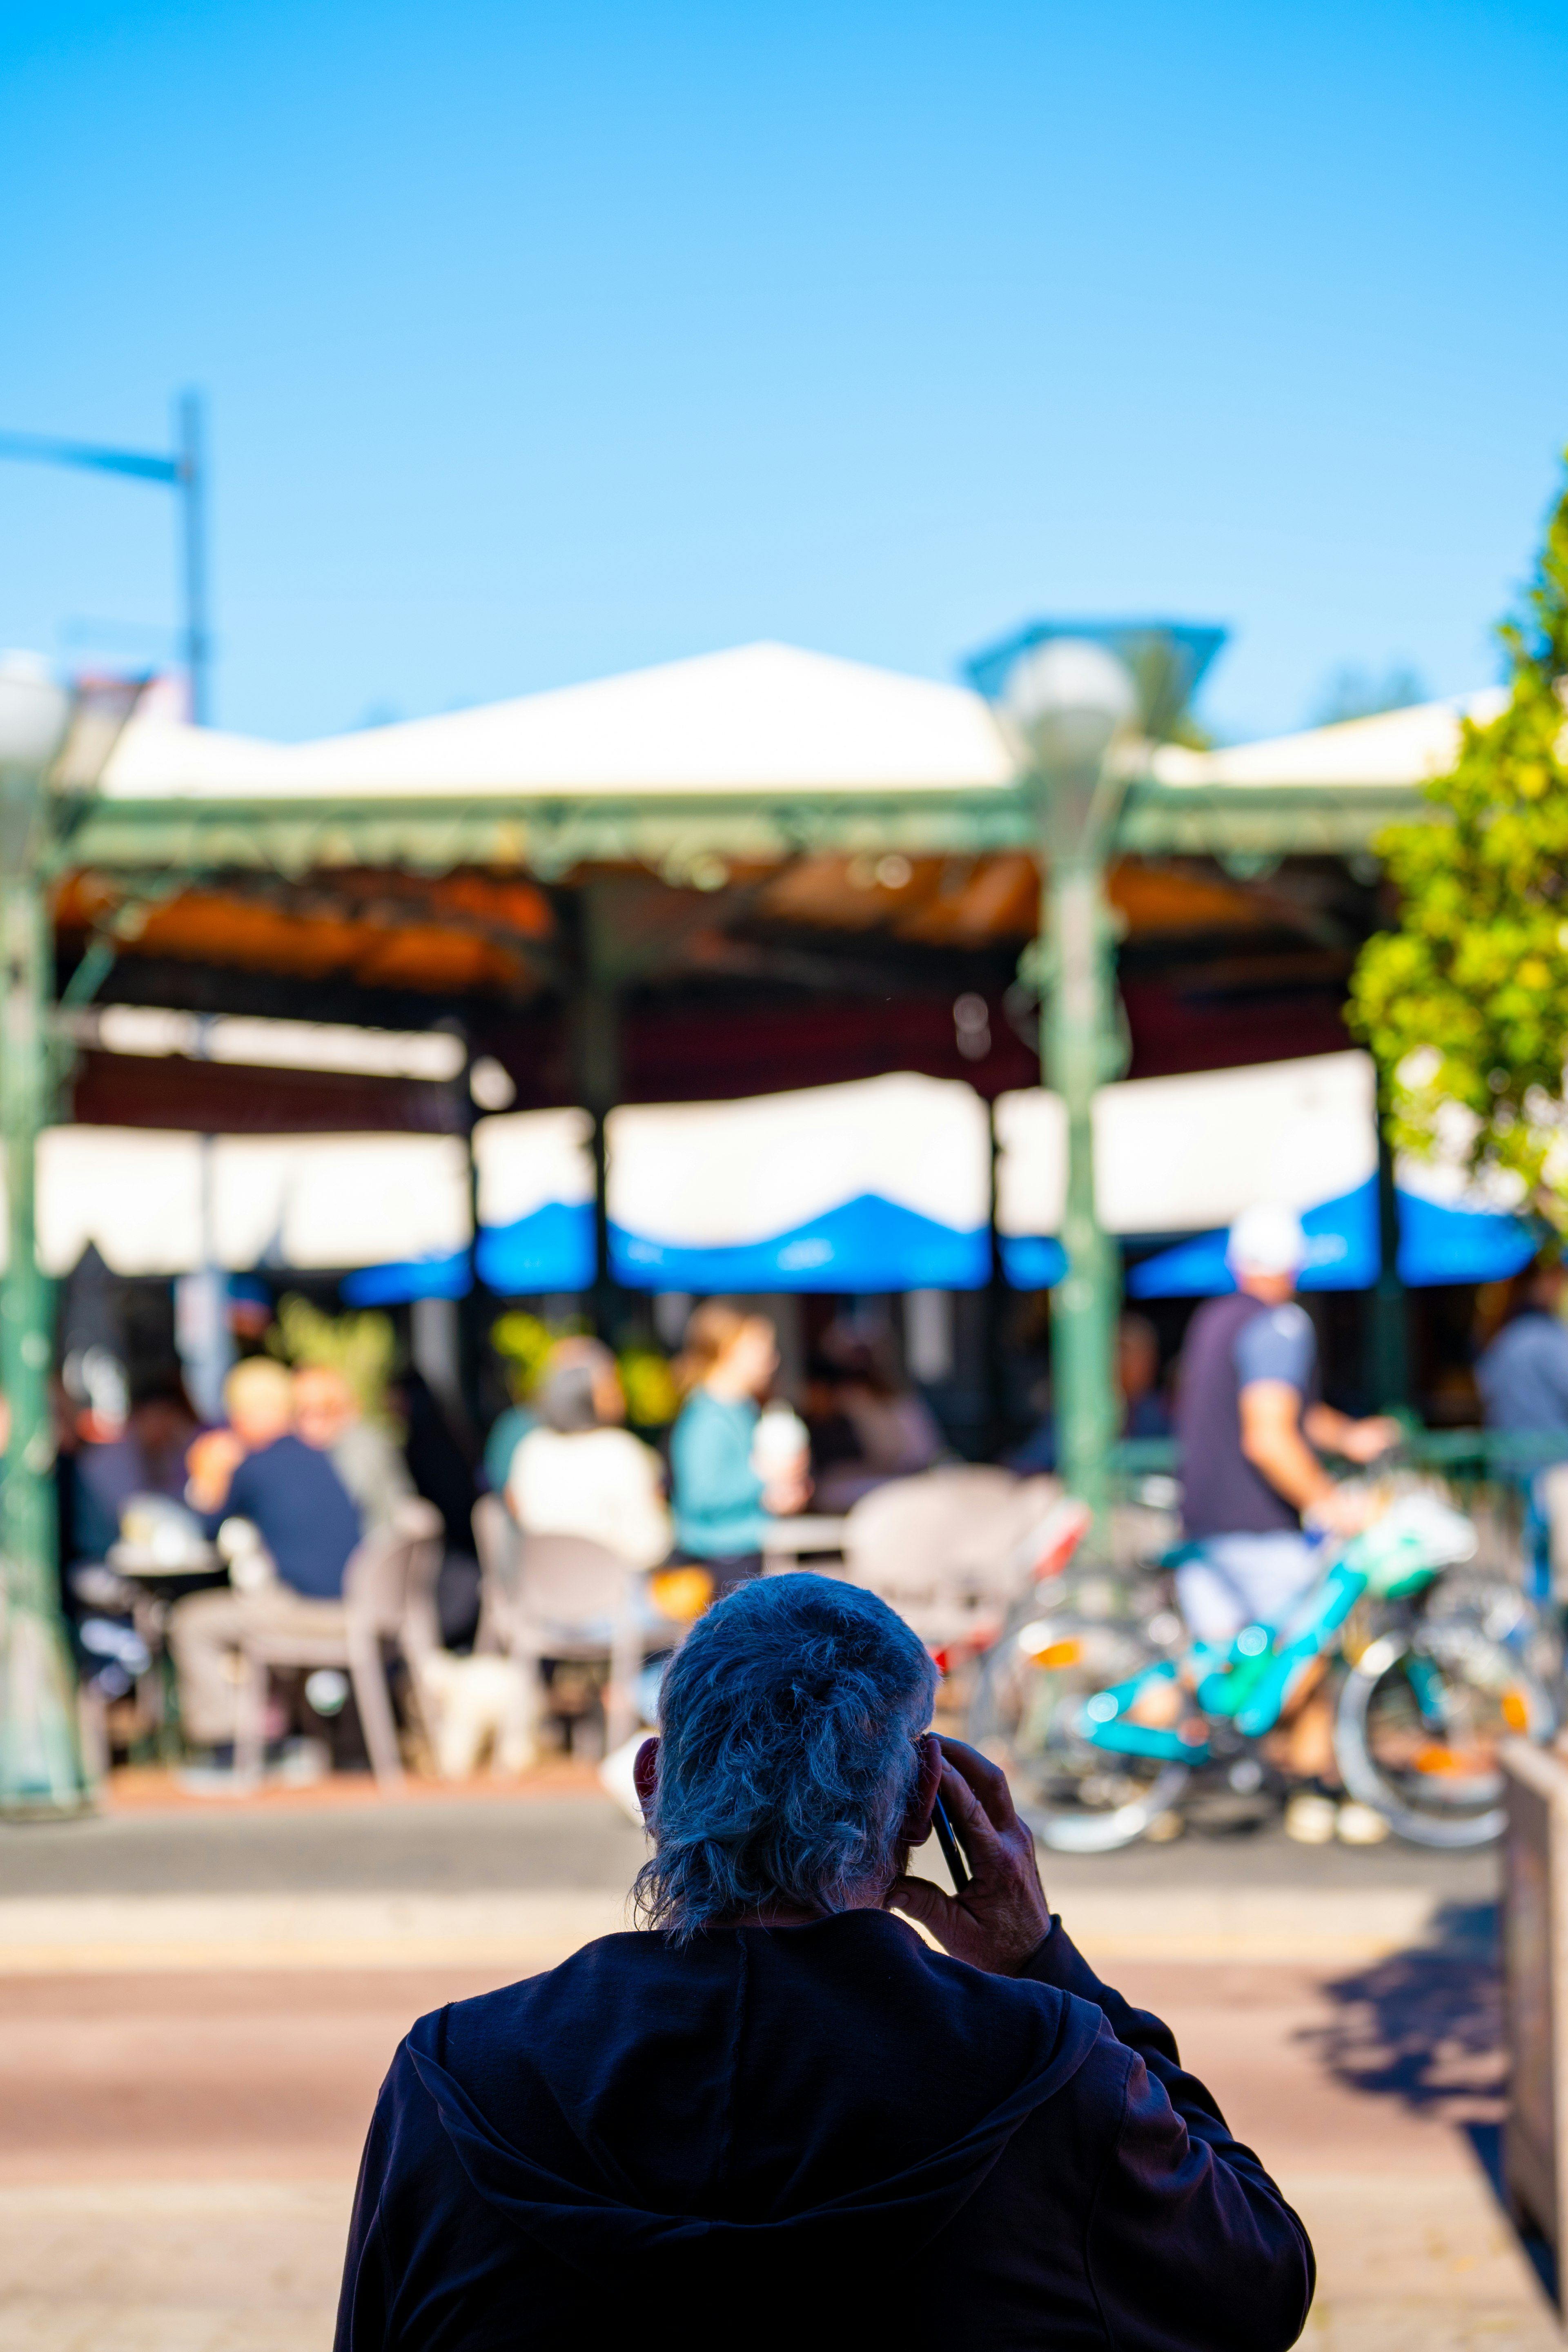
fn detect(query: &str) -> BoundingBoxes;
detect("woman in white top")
[506,1346,671,1571]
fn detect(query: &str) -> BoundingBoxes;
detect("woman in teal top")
[669,1304,808,1590]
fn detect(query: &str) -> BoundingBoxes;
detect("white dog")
[414,1650,538,1780]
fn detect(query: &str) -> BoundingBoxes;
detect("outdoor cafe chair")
[843,1466,1062,1652]
[470,1491,523,1657]
[496,1529,682,1755]
[232,1496,445,1789]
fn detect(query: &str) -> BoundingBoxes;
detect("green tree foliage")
[1348,467,1568,1230]
[266,1293,400,1422]
[490,1309,678,1428]
[490,1309,577,1401]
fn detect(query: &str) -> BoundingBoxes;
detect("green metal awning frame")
[51,773,1426,882]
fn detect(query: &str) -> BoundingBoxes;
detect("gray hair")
[535,1360,601,1434]
[633,1573,938,1944]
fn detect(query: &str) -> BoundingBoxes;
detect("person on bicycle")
[1174,1204,1399,1647]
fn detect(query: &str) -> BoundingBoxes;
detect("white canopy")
[94,640,1500,806]
[209,1135,471,1270]
[474,1108,595,1227]
[21,1129,471,1277]
[36,1129,204,1278]
[996,1051,1379,1238]
[1149,690,1507,792]
[99,643,1014,803]
[28,1091,987,1288]
[607,1074,991,1249]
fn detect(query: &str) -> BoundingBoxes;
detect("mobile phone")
[932,1791,970,1892]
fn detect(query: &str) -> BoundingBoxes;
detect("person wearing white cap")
[1172,1205,1400,1647]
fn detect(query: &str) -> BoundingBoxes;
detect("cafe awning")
[606,1073,992,1292]
[994,1049,1535,1294]
[60,640,1461,884]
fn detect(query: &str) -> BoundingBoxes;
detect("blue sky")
[2,0,1564,744]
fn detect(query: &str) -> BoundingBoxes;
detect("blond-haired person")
[169,1357,362,1761]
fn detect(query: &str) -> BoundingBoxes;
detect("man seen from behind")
[335,1572,1312,2349]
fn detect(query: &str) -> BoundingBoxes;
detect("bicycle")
[971,1491,1556,1852]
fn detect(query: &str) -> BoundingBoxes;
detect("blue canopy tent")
[343,1077,996,1304]
[606,1074,992,1293]
[342,1108,597,1306]
[994,1051,1537,1299]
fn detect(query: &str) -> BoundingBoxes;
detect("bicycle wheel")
[970,1615,1189,1853]
[1334,1621,1552,1847]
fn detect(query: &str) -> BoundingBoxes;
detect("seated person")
[482,1390,537,1508]
[335,1575,1312,2350]
[294,1362,413,1537]
[168,1358,363,1760]
[1007,1311,1171,1474]
[807,1330,943,1513]
[506,1344,670,1570]
[73,1375,201,1562]
[1118,1310,1173,1439]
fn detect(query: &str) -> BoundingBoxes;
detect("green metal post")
[1369,1116,1410,1412]
[0,853,86,1811]
[1041,846,1121,1539]
[997,636,1143,1548]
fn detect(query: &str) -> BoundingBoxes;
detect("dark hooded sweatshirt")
[336,1909,1312,2351]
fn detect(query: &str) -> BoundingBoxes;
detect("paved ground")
[0,1778,1555,2350]
[0,1764,1503,1897]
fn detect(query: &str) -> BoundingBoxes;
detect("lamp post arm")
[0,398,210,726]
[0,432,179,486]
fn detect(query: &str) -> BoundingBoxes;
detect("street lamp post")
[0,390,212,725]
[997,639,1139,1539]
[0,654,87,1813]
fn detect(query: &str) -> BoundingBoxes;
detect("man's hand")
[1304,1482,1376,1537]
[886,1737,1052,1976]
[1336,1414,1403,1466]
[1303,1403,1402,1466]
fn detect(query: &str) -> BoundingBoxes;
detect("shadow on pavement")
[1299,1900,1556,2305]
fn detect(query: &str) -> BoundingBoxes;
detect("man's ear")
[632,1736,659,1826]
[899,1732,944,1851]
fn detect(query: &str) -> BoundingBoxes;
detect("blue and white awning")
[474,1108,596,1294]
[995,1050,1537,1295]
[341,1108,597,1304]
[18,1129,473,1290]
[1392,1151,1536,1287]
[1118,1055,1381,1295]
[607,1074,991,1292]
[996,1054,1379,1293]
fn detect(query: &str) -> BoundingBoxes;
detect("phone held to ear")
[932,1791,970,1891]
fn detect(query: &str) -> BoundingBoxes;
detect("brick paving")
[0,1780,1555,2350]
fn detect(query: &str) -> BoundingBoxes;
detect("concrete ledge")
[0,1883,1487,1973]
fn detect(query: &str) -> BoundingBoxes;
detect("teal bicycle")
[971,1493,1555,1852]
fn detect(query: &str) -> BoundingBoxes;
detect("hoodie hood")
[393,1910,1104,2293]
